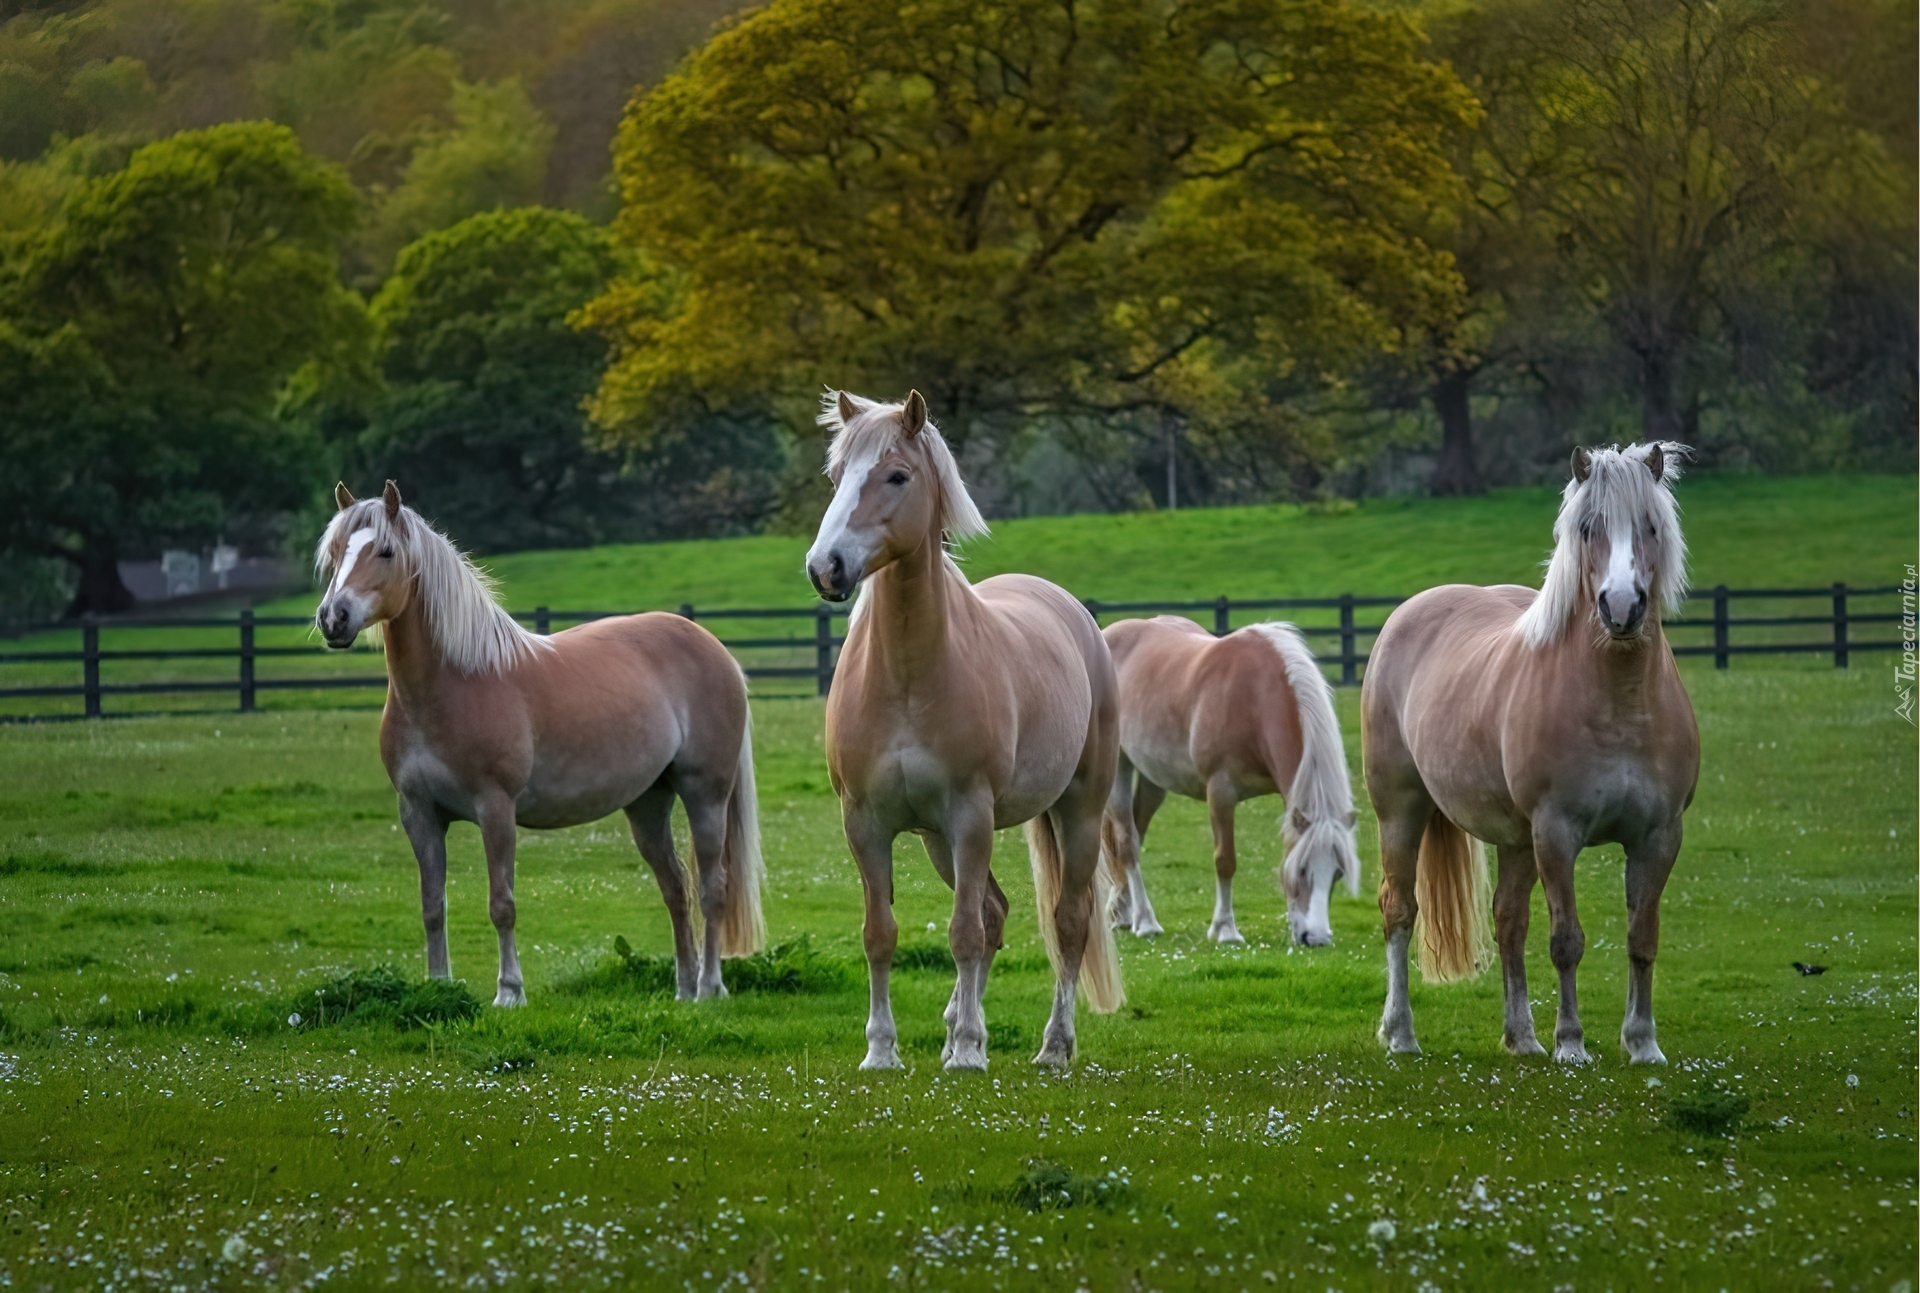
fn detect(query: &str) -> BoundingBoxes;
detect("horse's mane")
[818,390,990,545]
[1514,442,1690,649]
[315,499,553,676]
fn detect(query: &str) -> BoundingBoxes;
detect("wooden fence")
[0,583,1905,720]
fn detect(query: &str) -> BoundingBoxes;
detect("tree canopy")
[582,0,1476,502]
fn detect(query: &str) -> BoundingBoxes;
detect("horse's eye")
[887,471,910,486]
[1579,522,1590,541]
[378,548,394,559]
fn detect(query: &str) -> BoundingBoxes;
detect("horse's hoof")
[860,1047,903,1071]
[1377,1025,1421,1055]
[1032,1045,1072,1070]
[493,986,526,1008]
[696,982,729,1001]
[1553,1041,1592,1065]
[1209,925,1245,945]
[1504,1034,1548,1058]
[1624,1039,1667,1065]
[1132,919,1164,938]
[944,1043,988,1072]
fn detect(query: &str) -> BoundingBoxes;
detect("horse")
[1361,443,1699,1063]
[805,390,1123,1071]
[314,480,764,1005]
[1101,617,1360,946]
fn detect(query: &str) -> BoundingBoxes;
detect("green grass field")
[0,659,1913,1289]
[2,472,1911,716]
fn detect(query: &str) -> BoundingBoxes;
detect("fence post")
[1833,582,1848,668]
[1214,596,1230,637]
[1338,594,1357,685]
[1712,586,1729,670]
[679,603,695,621]
[815,603,834,697]
[82,617,101,718]
[534,606,550,635]
[238,608,255,713]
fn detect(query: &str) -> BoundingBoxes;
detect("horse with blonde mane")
[1361,443,1699,1063]
[806,390,1123,1070]
[315,481,763,1005]
[1102,617,1360,946]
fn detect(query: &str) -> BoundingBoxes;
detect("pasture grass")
[0,662,1912,1289]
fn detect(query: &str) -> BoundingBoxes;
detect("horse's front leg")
[475,792,525,1007]
[1206,778,1243,944]
[1374,803,1428,1055]
[845,808,900,1070]
[1493,844,1546,1056]
[399,795,452,981]
[1621,819,1683,1065]
[1531,816,1589,1063]
[943,800,997,1071]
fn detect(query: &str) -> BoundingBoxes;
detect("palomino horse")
[1361,443,1698,1063]
[806,390,1123,1071]
[315,481,763,1004]
[1102,617,1360,946]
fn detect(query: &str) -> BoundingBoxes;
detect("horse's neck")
[380,595,445,704]
[1566,620,1669,710]
[862,531,965,684]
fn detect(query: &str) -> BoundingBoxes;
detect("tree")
[0,122,362,613]
[581,0,1472,499]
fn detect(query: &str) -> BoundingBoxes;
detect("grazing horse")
[806,390,1123,1071]
[315,481,763,1005]
[1102,617,1360,946]
[1361,443,1699,1063]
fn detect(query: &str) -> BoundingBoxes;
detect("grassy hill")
[324,472,1913,614]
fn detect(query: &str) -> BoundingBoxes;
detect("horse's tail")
[716,706,766,958]
[1252,622,1361,897]
[1411,812,1492,984]
[1026,812,1125,1014]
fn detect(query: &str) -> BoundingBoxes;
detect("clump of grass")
[726,935,854,994]
[290,966,483,1031]
[563,934,854,997]
[1669,1076,1750,1137]
[892,941,954,973]
[1009,1160,1133,1212]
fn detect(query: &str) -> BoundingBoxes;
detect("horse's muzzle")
[807,551,855,602]
[1597,589,1647,637]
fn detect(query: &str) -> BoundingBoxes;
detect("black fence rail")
[0,584,1905,720]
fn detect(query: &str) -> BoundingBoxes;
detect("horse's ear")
[382,480,402,520]
[1644,443,1664,480]
[902,389,928,437]
[837,390,859,426]
[1571,447,1592,483]
[334,482,355,511]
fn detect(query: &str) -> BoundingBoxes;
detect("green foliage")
[1008,1160,1133,1212]
[0,122,363,611]
[569,933,855,997]
[585,0,1473,506]
[1668,1076,1751,1138]
[290,966,485,1031]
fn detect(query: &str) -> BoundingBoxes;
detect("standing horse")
[806,390,1123,1071]
[1102,617,1360,946]
[315,481,763,1005]
[1361,443,1699,1063]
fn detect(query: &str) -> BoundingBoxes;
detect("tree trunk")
[66,536,135,617]
[1639,343,1685,442]
[1429,368,1485,496]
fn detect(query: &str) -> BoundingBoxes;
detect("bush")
[291,966,483,1031]
[1668,1077,1750,1137]
[1009,1160,1133,1212]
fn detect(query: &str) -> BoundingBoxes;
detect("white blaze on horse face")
[319,527,377,643]
[1594,519,1643,632]
[806,450,879,596]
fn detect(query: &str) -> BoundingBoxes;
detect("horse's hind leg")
[625,781,698,1001]
[1126,776,1169,936]
[1531,815,1590,1064]
[1104,758,1163,937]
[680,776,733,1000]
[1205,778,1244,944]
[399,795,453,982]
[1036,800,1106,1068]
[1373,799,1430,1055]
[1494,844,1546,1056]
[475,791,525,1007]
[1621,819,1683,1065]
